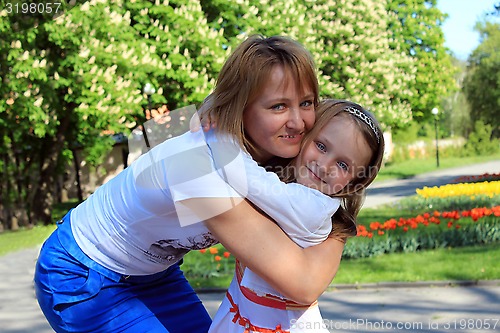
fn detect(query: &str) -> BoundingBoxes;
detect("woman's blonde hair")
[283,99,385,241]
[202,35,319,152]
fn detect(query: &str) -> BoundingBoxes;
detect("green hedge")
[392,194,500,214]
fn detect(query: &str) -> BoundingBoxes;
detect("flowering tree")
[201,0,417,129]
[123,0,229,108]
[1,0,153,226]
[0,0,230,227]
[306,0,415,129]
[0,0,458,228]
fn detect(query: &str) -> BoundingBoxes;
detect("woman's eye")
[315,141,326,152]
[300,100,313,108]
[271,104,285,111]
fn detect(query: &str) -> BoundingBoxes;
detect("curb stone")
[195,279,500,294]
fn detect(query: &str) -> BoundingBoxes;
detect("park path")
[363,159,500,208]
[1,160,500,332]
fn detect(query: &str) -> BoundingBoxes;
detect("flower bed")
[182,244,235,288]
[345,180,500,259]
[184,178,500,281]
[416,181,500,199]
[454,173,500,184]
[357,206,500,238]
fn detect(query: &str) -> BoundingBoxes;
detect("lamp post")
[431,107,440,168]
[143,83,156,116]
[142,83,156,150]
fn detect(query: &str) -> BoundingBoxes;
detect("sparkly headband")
[344,106,381,143]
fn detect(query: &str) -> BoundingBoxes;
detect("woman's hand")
[190,96,216,132]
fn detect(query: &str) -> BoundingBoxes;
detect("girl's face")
[243,66,316,164]
[295,115,372,195]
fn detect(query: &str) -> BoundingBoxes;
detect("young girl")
[209,99,385,333]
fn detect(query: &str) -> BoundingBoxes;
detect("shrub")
[462,120,499,157]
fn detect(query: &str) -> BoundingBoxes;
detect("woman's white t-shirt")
[70,129,339,276]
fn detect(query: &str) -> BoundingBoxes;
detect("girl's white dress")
[209,260,332,333]
[209,168,339,332]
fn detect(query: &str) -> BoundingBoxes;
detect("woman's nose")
[286,108,304,131]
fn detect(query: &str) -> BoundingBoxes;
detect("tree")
[307,0,415,129]
[200,0,417,129]
[123,0,229,109]
[440,57,471,138]
[463,20,500,137]
[0,0,461,227]
[1,0,155,226]
[386,0,457,122]
[0,0,231,227]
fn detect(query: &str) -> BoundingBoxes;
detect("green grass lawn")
[183,242,500,289]
[332,242,500,286]
[0,224,55,256]
[375,153,500,182]
[0,199,74,256]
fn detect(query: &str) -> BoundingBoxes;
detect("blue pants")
[34,213,212,333]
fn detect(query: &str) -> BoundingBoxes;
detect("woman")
[34,35,344,332]
[194,35,344,305]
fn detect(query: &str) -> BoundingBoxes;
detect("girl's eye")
[315,141,326,152]
[337,161,349,171]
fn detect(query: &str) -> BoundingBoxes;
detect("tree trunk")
[0,151,17,230]
[30,112,72,225]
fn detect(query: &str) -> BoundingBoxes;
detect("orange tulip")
[355,205,500,238]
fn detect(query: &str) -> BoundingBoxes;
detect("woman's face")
[295,115,372,195]
[243,66,316,164]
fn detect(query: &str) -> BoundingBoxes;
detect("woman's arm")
[182,197,344,304]
[206,132,339,244]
